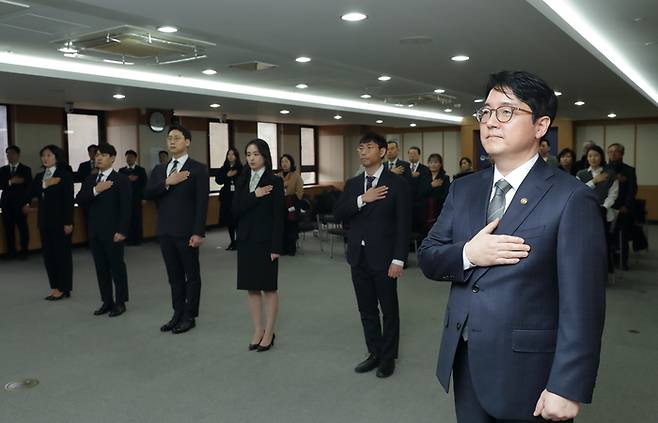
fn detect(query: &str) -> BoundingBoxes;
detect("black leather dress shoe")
[376,359,395,378]
[172,318,196,334]
[108,303,126,317]
[160,315,181,332]
[93,303,113,316]
[354,354,380,373]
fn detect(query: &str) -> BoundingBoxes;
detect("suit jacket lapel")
[468,168,494,238]
[469,159,555,286]
[362,169,390,218]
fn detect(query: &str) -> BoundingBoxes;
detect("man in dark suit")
[418,71,606,422]
[607,142,637,270]
[0,146,32,260]
[334,131,411,378]
[145,125,209,334]
[384,140,412,183]
[76,144,131,317]
[119,150,148,245]
[407,146,431,237]
[75,144,99,183]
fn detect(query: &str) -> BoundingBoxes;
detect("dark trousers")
[159,235,201,319]
[350,252,400,361]
[614,211,633,266]
[2,205,29,255]
[90,236,128,305]
[127,202,143,245]
[40,227,72,292]
[453,340,572,423]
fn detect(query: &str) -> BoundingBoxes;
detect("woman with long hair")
[277,154,304,256]
[215,147,243,250]
[23,144,74,300]
[232,139,284,351]
[424,153,451,236]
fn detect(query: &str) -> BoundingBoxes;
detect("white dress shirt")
[249,167,266,193]
[7,162,19,186]
[463,154,539,269]
[93,169,114,196]
[166,154,188,176]
[355,164,404,268]
[41,165,57,189]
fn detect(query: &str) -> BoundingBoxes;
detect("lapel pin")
[520,198,528,205]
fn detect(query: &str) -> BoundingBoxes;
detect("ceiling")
[0,0,656,127]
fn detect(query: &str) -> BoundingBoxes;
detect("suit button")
[472,285,480,293]
[456,322,462,330]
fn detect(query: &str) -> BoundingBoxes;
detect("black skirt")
[237,241,278,291]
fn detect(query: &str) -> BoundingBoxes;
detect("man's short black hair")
[387,140,399,148]
[87,144,99,152]
[360,132,387,150]
[168,125,192,141]
[97,144,117,157]
[6,145,20,154]
[408,146,421,155]
[540,138,550,146]
[158,150,168,156]
[125,149,137,157]
[485,70,557,125]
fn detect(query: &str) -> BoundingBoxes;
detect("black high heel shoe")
[249,333,264,351]
[256,333,275,352]
[45,291,70,301]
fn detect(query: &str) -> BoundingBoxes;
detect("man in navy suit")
[145,125,209,334]
[334,132,410,378]
[418,71,606,422]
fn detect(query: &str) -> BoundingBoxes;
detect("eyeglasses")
[356,145,380,153]
[475,105,533,123]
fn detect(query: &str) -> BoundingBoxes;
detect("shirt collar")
[493,154,539,192]
[365,164,384,180]
[171,154,189,168]
[46,165,57,173]
[251,167,266,178]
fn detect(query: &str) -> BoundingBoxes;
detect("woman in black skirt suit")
[423,153,451,237]
[232,139,284,352]
[23,145,74,301]
[215,147,243,250]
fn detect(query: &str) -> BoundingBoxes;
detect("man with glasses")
[418,71,606,422]
[334,132,410,378]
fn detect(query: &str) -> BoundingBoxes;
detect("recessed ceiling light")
[341,12,367,22]
[409,123,417,127]
[451,55,469,62]
[407,104,414,108]
[645,41,655,46]
[280,109,290,114]
[157,26,178,33]
[607,113,617,118]
[333,115,342,120]
[113,94,125,100]
[103,59,134,65]
[202,69,217,75]
[574,100,585,106]
[434,89,446,94]
[554,91,563,96]
[209,103,221,108]
[376,119,384,124]
[360,94,372,99]
[63,53,79,58]
[378,75,391,81]
[395,103,404,107]
[296,83,308,89]
[444,108,453,112]
[295,56,311,63]
[634,17,644,23]
[474,98,484,103]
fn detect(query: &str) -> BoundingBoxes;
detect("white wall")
[13,123,63,172]
[107,124,138,169]
[139,125,167,172]
[318,133,344,183]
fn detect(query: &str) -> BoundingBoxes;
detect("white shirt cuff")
[93,187,99,196]
[586,180,596,188]
[357,195,365,209]
[463,246,475,270]
[392,259,404,267]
